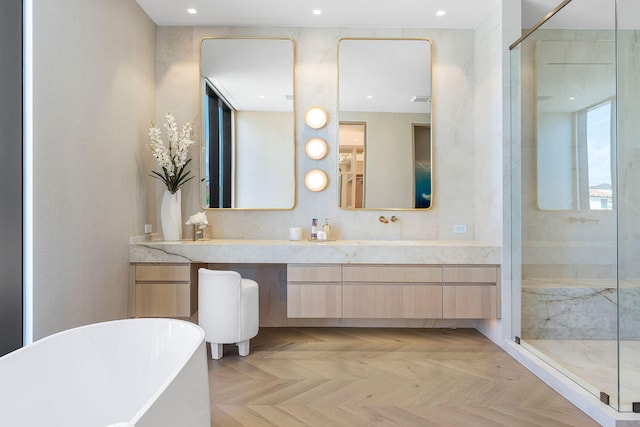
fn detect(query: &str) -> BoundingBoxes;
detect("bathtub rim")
[1,317,207,426]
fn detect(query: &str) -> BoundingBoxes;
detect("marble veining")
[129,239,501,265]
[522,279,640,340]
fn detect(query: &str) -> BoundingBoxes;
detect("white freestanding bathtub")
[0,318,211,427]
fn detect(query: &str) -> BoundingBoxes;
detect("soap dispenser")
[323,218,331,240]
[311,218,319,240]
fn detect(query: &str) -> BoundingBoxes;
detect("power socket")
[453,224,467,233]
[144,224,152,234]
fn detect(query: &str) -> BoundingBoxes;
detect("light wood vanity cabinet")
[133,263,196,318]
[442,266,499,319]
[287,264,342,318]
[342,265,443,318]
[288,264,500,320]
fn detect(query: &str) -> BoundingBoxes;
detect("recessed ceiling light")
[312,9,322,15]
[569,97,576,100]
[436,10,446,16]
[366,95,373,99]
[187,8,197,14]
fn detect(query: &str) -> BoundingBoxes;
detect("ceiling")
[135,0,638,31]
[137,0,504,29]
[138,0,635,113]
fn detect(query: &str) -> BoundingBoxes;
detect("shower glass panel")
[616,0,640,414]
[510,0,640,412]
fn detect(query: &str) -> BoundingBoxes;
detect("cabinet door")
[135,282,191,317]
[342,265,442,283]
[287,283,342,318]
[287,264,342,318]
[442,266,496,283]
[287,264,341,282]
[343,284,442,318]
[134,264,192,318]
[136,264,190,281]
[442,285,496,319]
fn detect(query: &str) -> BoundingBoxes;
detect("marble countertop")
[130,238,501,265]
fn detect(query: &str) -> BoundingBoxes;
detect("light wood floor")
[205,328,599,426]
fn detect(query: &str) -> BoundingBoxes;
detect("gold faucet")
[379,216,399,224]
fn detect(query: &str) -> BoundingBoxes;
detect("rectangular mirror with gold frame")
[535,40,615,211]
[338,38,433,210]
[200,37,296,209]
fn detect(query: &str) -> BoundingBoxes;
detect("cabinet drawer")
[442,285,496,319]
[442,266,496,284]
[135,264,190,282]
[135,282,191,317]
[287,264,341,282]
[287,283,342,318]
[343,284,442,318]
[342,265,442,283]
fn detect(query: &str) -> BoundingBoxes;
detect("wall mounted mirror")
[200,38,295,209]
[338,38,433,210]
[535,40,615,210]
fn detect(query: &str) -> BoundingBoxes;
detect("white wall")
[156,26,488,242]
[32,0,156,339]
[475,0,521,345]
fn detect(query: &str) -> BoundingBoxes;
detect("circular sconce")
[304,169,328,192]
[304,106,329,129]
[305,138,328,160]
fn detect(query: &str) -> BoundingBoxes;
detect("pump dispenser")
[311,218,319,240]
[323,218,331,239]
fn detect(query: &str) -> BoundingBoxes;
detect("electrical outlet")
[453,224,467,233]
[144,224,152,234]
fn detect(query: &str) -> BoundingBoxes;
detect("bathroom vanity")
[130,239,501,323]
[288,264,500,319]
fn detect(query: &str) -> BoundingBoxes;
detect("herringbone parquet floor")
[206,328,599,426]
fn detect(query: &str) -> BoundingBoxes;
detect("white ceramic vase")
[161,189,182,241]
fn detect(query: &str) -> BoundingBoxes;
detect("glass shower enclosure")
[510,0,640,413]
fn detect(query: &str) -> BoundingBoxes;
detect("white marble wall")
[475,0,522,344]
[522,279,640,340]
[154,26,500,243]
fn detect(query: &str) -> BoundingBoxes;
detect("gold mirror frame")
[337,38,433,211]
[199,37,297,210]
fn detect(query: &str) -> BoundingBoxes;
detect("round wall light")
[304,106,329,129]
[304,169,328,192]
[304,138,328,160]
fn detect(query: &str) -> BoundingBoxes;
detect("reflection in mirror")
[338,122,365,208]
[338,38,432,210]
[536,40,615,210]
[200,38,295,209]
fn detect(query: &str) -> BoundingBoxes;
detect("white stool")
[197,269,259,359]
